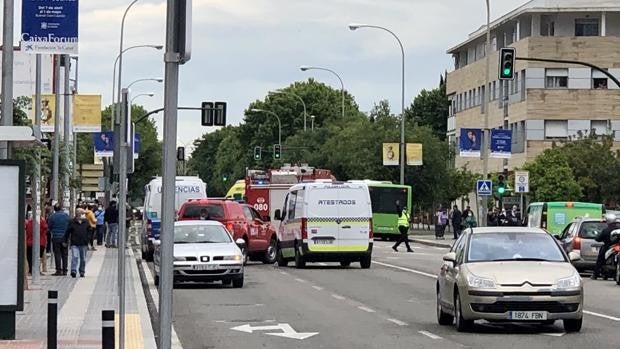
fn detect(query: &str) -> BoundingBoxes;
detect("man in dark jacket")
[104,201,119,248]
[47,204,70,275]
[592,213,620,280]
[451,205,462,239]
[66,208,90,278]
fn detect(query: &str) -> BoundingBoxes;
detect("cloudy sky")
[15,0,525,147]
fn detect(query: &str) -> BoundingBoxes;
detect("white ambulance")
[274,181,373,268]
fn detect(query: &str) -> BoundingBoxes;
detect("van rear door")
[305,187,340,252]
[336,185,372,252]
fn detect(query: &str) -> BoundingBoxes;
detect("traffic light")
[214,102,227,126]
[201,102,214,126]
[177,146,185,161]
[496,175,506,196]
[498,47,516,80]
[254,146,262,161]
[273,144,281,160]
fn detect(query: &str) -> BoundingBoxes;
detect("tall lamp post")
[299,65,345,119]
[349,23,406,185]
[250,108,282,145]
[480,0,491,227]
[131,93,155,104]
[269,89,307,131]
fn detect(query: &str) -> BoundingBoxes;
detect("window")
[286,191,297,220]
[514,72,520,94]
[575,18,599,37]
[181,204,225,219]
[242,206,254,220]
[545,120,568,139]
[492,81,497,100]
[545,68,568,88]
[591,120,608,135]
[592,69,609,89]
[541,15,555,36]
[467,233,565,263]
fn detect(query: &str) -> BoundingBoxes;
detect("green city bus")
[349,180,412,240]
[526,202,605,236]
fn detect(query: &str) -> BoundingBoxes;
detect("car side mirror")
[235,238,246,249]
[153,239,161,247]
[442,252,457,263]
[568,251,581,262]
[274,209,282,221]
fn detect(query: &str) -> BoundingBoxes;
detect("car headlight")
[556,274,581,289]
[173,256,186,261]
[466,274,496,289]
[222,255,242,261]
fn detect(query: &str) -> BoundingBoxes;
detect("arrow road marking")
[231,323,318,340]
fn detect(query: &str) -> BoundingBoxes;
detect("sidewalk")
[0,246,156,349]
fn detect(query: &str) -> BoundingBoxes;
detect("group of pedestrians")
[25,200,120,278]
[433,205,477,240]
[487,205,521,226]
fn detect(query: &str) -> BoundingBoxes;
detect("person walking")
[66,208,90,278]
[47,204,70,276]
[105,201,119,248]
[95,204,106,246]
[84,204,98,251]
[26,213,48,275]
[435,206,448,239]
[464,210,478,229]
[451,205,462,239]
[393,206,414,252]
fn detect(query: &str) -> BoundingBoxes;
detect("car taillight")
[301,218,308,240]
[369,218,373,239]
[572,236,581,250]
[613,244,620,253]
[226,222,234,232]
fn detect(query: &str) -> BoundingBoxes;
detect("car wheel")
[454,291,473,332]
[294,245,306,269]
[276,244,288,267]
[563,318,582,332]
[340,261,351,267]
[154,273,160,287]
[232,276,244,288]
[360,256,371,269]
[263,238,278,264]
[436,287,454,326]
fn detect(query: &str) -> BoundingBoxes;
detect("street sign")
[21,0,79,55]
[231,323,318,340]
[490,129,512,158]
[477,180,492,196]
[515,171,529,193]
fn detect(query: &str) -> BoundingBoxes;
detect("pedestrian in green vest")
[393,206,414,253]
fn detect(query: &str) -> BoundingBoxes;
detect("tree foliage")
[524,149,582,202]
[404,79,449,140]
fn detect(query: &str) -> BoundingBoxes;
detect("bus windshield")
[369,187,409,214]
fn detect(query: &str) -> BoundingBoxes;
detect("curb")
[410,238,452,249]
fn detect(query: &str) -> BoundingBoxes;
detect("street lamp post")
[250,108,282,145]
[299,65,345,119]
[127,78,163,90]
[480,0,491,227]
[349,23,406,186]
[115,0,140,130]
[131,93,155,104]
[269,90,307,131]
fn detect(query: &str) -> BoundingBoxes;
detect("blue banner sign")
[21,0,79,54]
[459,128,482,158]
[490,129,512,158]
[93,132,140,158]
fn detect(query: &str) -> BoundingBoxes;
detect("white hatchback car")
[153,220,245,288]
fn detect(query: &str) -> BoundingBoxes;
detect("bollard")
[102,310,115,349]
[47,290,58,349]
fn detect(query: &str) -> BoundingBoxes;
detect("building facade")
[446,0,620,174]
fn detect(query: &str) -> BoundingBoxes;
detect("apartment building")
[446,0,620,173]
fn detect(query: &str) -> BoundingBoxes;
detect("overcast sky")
[15,0,525,147]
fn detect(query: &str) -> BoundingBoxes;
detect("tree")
[404,81,449,140]
[524,149,582,202]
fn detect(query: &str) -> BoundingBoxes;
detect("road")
[157,241,620,349]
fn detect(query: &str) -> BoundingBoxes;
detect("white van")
[141,176,207,260]
[274,181,373,269]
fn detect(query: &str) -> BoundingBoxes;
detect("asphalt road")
[161,240,620,349]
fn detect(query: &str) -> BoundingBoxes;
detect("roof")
[447,0,620,53]
[469,227,548,234]
[174,220,225,227]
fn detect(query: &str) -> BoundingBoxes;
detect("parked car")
[436,227,583,333]
[558,217,607,272]
[153,220,245,287]
[177,199,277,264]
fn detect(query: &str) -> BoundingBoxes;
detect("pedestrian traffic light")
[499,47,516,80]
[254,146,261,161]
[496,175,506,196]
[273,144,281,160]
[177,146,185,161]
[214,102,227,126]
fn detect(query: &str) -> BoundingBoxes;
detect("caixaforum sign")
[21,0,79,55]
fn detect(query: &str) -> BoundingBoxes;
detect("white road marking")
[541,332,565,337]
[374,261,437,279]
[312,285,324,291]
[418,330,443,340]
[387,318,408,326]
[357,306,376,313]
[584,310,620,321]
[331,294,346,300]
[295,278,307,283]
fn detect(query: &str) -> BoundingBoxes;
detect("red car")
[177,199,277,264]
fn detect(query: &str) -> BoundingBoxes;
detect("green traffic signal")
[497,186,506,195]
[254,146,261,161]
[273,144,281,160]
[503,68,512,76]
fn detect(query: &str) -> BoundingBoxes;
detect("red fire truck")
[244,164,334,231]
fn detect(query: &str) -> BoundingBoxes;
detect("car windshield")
[579,222,607,239]
[181,204,225,219]
[467,232,566,263]
[174,224,232,244]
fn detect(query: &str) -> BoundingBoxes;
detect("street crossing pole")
[63,55,72,210]
[118,88,129,349]
[51,56,61,203]
[32,54,42,285]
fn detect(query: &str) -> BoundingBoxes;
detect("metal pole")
[71,57,78,212]
[159,0,181,346]
[0,0,14,160]
[63,55,71,208]
[52,56,61,202]
[102,310,115,349]
[32,54,42,284]
[481,0,491,227]
[116,0,139,134]
[47,290,58,349]
[399,34,405,186]
[117,88,129,349]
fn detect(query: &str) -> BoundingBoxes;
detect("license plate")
[193,264,219,270]
[314,239,334,245]
[509,311,547,320]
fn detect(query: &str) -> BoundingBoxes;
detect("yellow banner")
[73,95,102,133]
[382,143,399,166]
[31,94,56,133]
[406,143,423,166]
